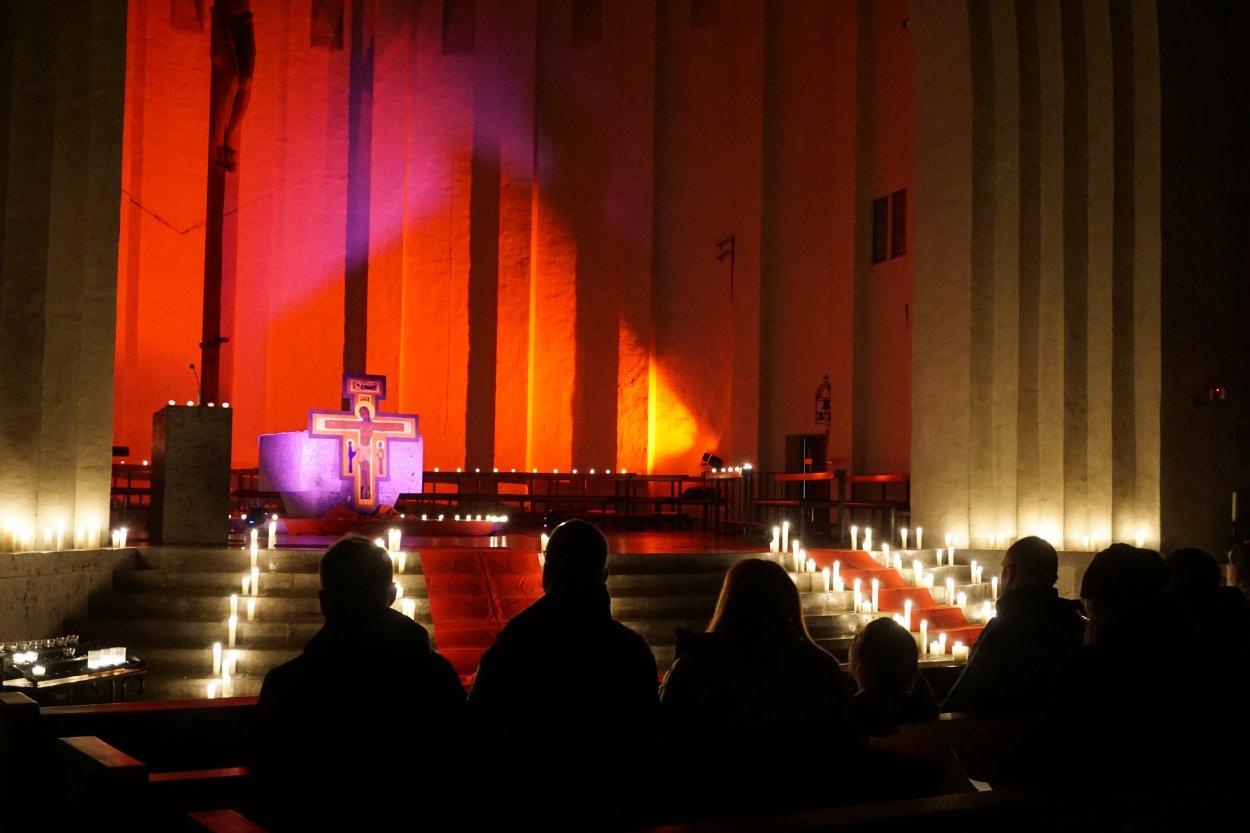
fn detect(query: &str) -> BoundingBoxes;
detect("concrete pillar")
[0,2,126,536]
[911,0,1163,551]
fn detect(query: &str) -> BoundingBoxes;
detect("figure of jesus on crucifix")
[309,375,418,512]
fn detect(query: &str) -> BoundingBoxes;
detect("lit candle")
[903,598,913,630]
[913,559,923,585]
[88,525,99,549]
[55,521,65,551]
[923,572,935,590]
[249,541,258,571]
[242,575,250,596]
[929,640,941,657]
[118,528,127,549]
[864,528,873,552]
[401,597,417,620]
[227,615,237,648]
[229,593,238,618]
[956,591,967,608]
[540,533,549,553]
[991,576,999,600]
[893,553,902,571]
[948,546,956,567]
[246,596,256,621]
[871,578,879,613]
[226,650,239,676]
[900,527,909,549]
[920,620,928,654]
[853,578,862,611]
[822,566,831,592]
[250,567,259,597]
[935,547,944,566]
[938,632,948,656]
[946,577,955,604]
[981,600,993,622]
[395,582,404,601]
[971,560,979,584]
[110,529,119,549]
[851,525,859,551]
[770,527,780,553]
[212,642,222,675]
[792,540,801,572]
[881,543,890,567]
[268,517,277,549]
[915,527,923,549]
[782,521,790,554]
[250,528,258,549]
[397,551,407,574]
[952,642,970,662]
[221,668,232,699]
[806,557,816,574]
[388,528,401,553]
[833,561,841,590]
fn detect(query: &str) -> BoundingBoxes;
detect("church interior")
[2,0,1249,830]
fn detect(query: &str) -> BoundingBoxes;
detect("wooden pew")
[186,809,270,833]
[54,734,255,831]
[0,692,259,825]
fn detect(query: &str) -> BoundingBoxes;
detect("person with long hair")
[659,558,861,820]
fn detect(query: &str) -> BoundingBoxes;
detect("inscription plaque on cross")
[309,374,418,511]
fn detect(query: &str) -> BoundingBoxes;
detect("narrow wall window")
[443,0,475,56]
[572,0,602,48]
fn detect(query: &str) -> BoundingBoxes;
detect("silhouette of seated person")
[942,536,1084,715]
[660,558,862,820]
[253,535,465,832]
[1163,547,1250,764]
[1053,543,1216,786]
[468,520,658,831]
[850,617,938,736]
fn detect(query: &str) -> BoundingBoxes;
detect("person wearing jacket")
[254,535,465,832]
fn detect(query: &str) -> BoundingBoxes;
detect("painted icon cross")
[309,374,418,511]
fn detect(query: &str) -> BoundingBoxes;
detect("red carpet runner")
[417,548,545,683]
[807,548,985,648]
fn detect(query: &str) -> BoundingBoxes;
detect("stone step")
[144,672,265,701]
[129,643,302,675]
[135,547,332,574]
[87,592,433,621]
[606,573,726,595]
[609,596,717,620]
[605,552,760,574]
[68,616,335,648]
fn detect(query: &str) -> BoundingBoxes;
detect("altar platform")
[46,526,1043,703]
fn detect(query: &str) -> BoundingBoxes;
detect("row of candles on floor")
[771,520,1150,554]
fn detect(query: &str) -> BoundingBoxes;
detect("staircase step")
[87,592,433,621]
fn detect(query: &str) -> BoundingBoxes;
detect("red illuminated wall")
[115,0,915,475]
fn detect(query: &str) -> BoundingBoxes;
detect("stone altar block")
[259,373,423,517]
[151,405,233,545]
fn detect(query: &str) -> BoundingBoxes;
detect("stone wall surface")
[0,550,135,641]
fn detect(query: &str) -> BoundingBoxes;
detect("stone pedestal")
[151,406,232,545]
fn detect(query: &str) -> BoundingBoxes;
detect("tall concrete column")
[0,2,126,536]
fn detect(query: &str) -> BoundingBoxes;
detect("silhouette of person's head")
[1164,547,1221,596]
[542,519,609,596]
[1001,535,1059,593]
[319,534,395,621]
[849,617,919,694]
[707,558,810,642]
[1229,540,1250,593]
[1080,543,1166,635]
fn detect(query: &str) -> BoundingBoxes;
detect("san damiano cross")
[309,375,418,512]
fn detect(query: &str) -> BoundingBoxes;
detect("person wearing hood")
[254,534,465,832]
[468,519,658,831]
